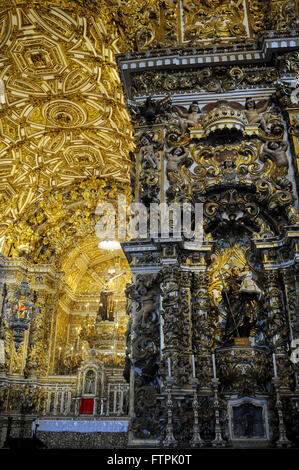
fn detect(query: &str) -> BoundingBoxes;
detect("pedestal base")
[234,337,250,346]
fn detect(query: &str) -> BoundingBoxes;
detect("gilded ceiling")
[0,0,296,253]
[102,0,268,51]
[0,1,134,252]
[61,235,130,294]
[0,0,297,291]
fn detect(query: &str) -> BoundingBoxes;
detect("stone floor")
[36,431,128,449]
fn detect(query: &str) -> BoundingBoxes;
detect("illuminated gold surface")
[0,0,298,425]
[0,2,133,251]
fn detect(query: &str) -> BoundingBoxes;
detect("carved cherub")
[134,275,161,328]
[173,101,202,135]
[244,97,270,133]
[138,134,159,169]
[261,140,289,168]
[165,146,190,174]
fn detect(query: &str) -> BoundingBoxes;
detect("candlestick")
[211,378,225,447]
[163,383,177,446]
[273,353,278,378]
[190,385,204,447]
[212,353,217,379]
[167,357,171,377]
[273,378,291,447]
[192,355,196,378]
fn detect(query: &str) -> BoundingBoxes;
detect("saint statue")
[221,264,262,345]
[139,134,159,169]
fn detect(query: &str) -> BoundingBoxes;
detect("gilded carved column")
[190,249,214,391]
[263,268,291,389]
[161,264,193,385]
[293,251,299,391]
[263,270,285,352]
[282,267,298,346]
[192,270,213,389]
[161,265,181,356]
[24,290,53,378]
[178,269,193,381]
[126,270,161,441]
[179,270,193,353]
[192,270,210,352]
[281,266,299,392]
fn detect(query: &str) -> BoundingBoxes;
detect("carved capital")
[264,270,279,287]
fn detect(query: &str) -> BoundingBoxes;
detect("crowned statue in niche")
[220,264,263,345]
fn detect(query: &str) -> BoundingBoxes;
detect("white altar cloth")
[33,419,129,433]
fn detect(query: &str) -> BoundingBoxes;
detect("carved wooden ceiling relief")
[0,2,134,252]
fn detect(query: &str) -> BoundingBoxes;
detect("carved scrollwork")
[131,66,278,99]
[124,54,299,445]
[130,384,160,438]
[268,0,298,31]
[217,347,269,395]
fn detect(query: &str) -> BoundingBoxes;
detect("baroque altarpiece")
[0,0,298,449]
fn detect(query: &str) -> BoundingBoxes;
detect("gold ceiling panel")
[0,2,133,237]
[103,0,268,52]
[3,176,130,261]
[182,0,248,42]
[107,0,297,51]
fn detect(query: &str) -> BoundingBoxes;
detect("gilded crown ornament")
[201,101,247,136]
